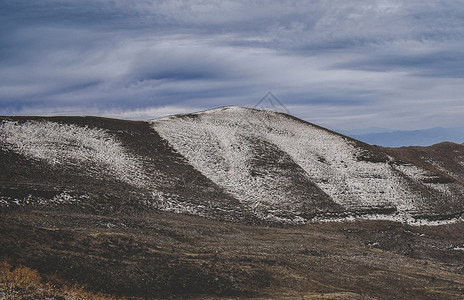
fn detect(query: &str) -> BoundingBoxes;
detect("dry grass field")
[1,206,464,299]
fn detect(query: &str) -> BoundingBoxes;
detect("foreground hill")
[1,107,464,299]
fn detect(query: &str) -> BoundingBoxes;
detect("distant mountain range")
[339,126,464,147]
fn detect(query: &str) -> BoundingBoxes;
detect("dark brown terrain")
[2,206,464,299]
[1,109,464,299]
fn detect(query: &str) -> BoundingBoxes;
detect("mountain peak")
[151,105,256,121]
[2,110,464,225]
[151,108,464,224]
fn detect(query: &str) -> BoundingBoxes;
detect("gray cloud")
[1,0,464,130]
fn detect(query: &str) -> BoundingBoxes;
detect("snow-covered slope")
[152,106,464,223]
[0,120,147,187]
[0,116,250,221]
[1,109,463,225]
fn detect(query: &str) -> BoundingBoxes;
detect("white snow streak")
[0,120,146,187]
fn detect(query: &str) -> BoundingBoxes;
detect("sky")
[1,0,464,130]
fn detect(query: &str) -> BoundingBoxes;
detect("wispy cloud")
[0,104,203,121]
[1,0,464,129]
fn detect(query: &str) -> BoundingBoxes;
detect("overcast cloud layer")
[1,0,464,130]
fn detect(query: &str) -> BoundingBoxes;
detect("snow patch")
[150,191,207,216]
[0,120,147,188]
[314,212,464,226]
[0,191,88,207]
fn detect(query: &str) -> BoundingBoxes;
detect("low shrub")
[0,260,121,299]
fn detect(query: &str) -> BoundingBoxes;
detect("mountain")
[2,107,464,299]
[339,126,396,136]
[345,127,464,147]
[1,106,464,225]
